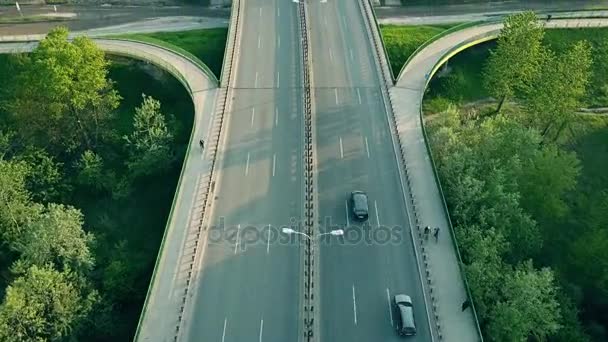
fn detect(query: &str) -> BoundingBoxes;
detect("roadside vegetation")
[0,26,194,341]
[118,28,228,79]
[380,24,458,77]
[389,13,608,341]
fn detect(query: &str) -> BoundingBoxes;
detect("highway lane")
[182,0,304,340]
[308,0,432,341]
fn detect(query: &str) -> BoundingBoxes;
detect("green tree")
[458,225,508,320]
[124,94,174,178]
[0,265,97,342]
[11,203,94,275]
[590,40,608,106]
[524,41,592,141]
[487,261,561,342]
[8,26,120,154]
[569,225,608,298]
[0,159,42,243]
[518,145,580,221]
[75,150,106,191]
[17,147,65,203]
[483,11,545,113]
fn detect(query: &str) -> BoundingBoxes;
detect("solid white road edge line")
[357,88,362,105]
[255,72,259,88]
[386,288,393,326]
[352,284,358,325]
[222,318,227,342]
[275,107,279,127]
[267,225,271,254]
[339,136,344,158]
[246,153,250,176]
[365,136,370,158]
[329,47,333,62]
[345,200,350,227]
[272,154,276,177]
[375,200,380,226]
[259,319,264,342]
[335,88,339,105]
[258,35,261,49]
[251,107,255,127]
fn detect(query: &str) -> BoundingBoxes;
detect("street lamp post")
[281,227,344,240]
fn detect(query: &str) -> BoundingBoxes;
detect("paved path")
[390,17,608,342]
[0,37,218,342]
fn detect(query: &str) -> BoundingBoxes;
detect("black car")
[395,294,416,336]
[350,191,369,221]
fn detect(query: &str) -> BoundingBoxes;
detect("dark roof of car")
[352,191,368,211]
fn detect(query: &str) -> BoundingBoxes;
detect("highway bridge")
[3,5,608,342]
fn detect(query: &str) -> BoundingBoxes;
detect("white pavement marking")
[275,107,279,127]
[277,71,280,88]
[352,285,358,325]
[258,35,261,49]
[357,88,362,104]
[267,225,271,254]
[278,35,281,48]
[278,7,280,16]
[375,200,380,226]
[345,200,350,227]
[350,48,354,61]
[234,224,241,254]
[272,154,276,177]
[246,153,251,175]
[259,319,264,342]
[386,288,393,326]
[324,16,328,27]
[339,137,344,158]
[255,72,259,88]
[329,47,333,62]
[259,7,262,16]
[365,136,370,158]
[222,318,227,342]
[335,88,339,105]
[251,107,256,127]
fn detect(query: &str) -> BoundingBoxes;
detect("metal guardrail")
[104,35,219,85]
[297,0,316,340]
[396,20,487,81]
[397,11,608,80]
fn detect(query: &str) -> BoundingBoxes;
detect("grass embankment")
[380,24,457,77]
[116,28,228,80]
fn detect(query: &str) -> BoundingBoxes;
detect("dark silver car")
[395,294,416,336]
[350,191,369,221]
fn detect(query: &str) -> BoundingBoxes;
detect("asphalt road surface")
[181,0,304,340]
[308,0,431,341]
